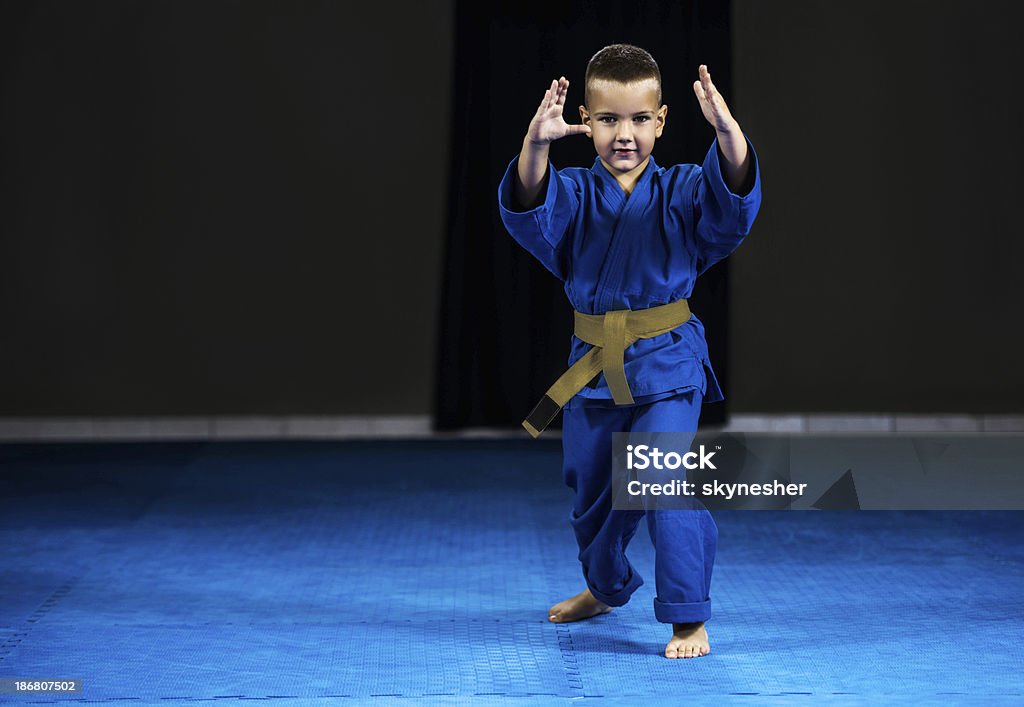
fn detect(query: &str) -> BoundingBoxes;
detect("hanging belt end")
[521,420,542,438]
[523,395,562,439]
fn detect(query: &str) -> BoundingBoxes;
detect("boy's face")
[579,78,667,182]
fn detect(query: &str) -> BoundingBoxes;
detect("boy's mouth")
[613,148,635,157]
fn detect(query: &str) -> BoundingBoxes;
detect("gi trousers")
[561,390,717,624]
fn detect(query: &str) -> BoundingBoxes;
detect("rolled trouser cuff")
[585,568,644,608]
[653,596,711,624]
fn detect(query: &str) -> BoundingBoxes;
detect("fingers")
[553,76,569,108]
[545,79,557,111]
[536,83,553,117]
[565,123,591,137]
[698,64,717,102]
[693,79,712,115]
[693,64,736,131]
[535,80,554,116]
[535,90,549,117]
[537,77,569,115]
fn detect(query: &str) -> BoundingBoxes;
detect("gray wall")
[730,0,1024,412]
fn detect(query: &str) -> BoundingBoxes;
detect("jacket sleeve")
[497,154,580,281]
[691,135,762,275]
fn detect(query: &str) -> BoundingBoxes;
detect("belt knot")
[521,298,692,438]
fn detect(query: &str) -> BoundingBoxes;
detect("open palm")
[692,64,737,133]
[526,77,592,145]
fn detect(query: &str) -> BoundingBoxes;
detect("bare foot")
[665,622,710,659]
[548,588,613,623]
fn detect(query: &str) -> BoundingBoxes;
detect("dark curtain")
[435,0,733,431]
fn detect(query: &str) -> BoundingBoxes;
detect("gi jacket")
[497,136,762,403]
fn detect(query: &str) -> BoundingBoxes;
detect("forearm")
[514,138,551,210]
[715,121,751,194]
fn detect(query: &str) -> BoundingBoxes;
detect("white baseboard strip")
[0,414,1022,442]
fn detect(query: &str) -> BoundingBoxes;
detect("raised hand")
[692,65,738,133]
[692,64,749,192]
[525,77,592,145]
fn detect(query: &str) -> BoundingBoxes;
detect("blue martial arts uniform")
[497,137,762,624]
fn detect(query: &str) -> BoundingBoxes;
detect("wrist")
[714,119,742,140]
[523,135,552,151]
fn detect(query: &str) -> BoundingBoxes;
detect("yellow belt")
[522,297,692,438]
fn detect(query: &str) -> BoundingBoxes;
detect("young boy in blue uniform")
[497,45,761,659]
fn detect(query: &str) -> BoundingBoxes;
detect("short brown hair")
[584,44,662,107]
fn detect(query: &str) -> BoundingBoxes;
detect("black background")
[2,1,1022,422]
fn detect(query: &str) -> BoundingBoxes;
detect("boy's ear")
[655,104,668,138]
[579,105,591,137]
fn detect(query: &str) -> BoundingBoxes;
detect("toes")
[684,644,709,658]
[666,633,711,659]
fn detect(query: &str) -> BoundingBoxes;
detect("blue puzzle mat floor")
[0,439,1022,704]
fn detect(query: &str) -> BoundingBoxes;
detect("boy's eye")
[634,116,650,123]
[598,117,615,124]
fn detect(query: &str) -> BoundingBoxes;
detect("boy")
[497,44,761,659]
